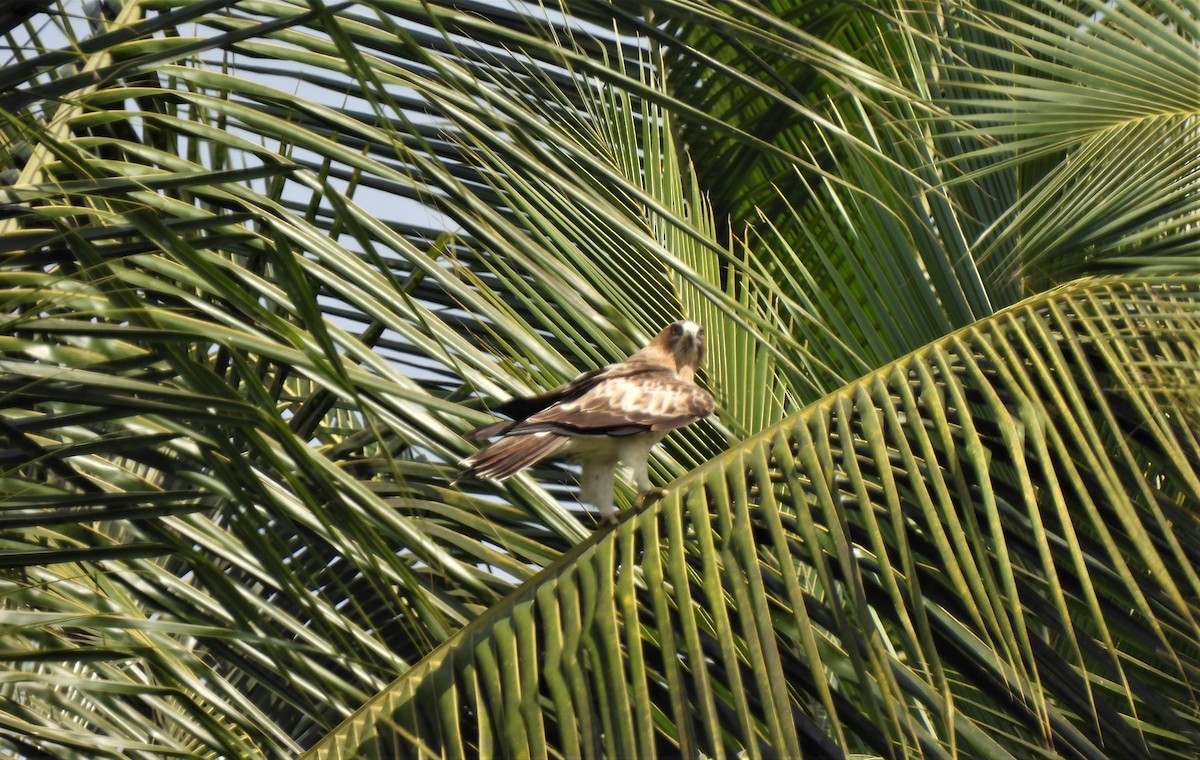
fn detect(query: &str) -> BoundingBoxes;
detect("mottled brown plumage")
[461,321,714,520]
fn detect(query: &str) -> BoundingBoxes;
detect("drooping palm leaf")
[307,276,1200,759]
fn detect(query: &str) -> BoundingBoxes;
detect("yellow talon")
[635,487,668,508]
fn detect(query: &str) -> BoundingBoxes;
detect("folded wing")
[520,370,713,436]
[461,367,713,480]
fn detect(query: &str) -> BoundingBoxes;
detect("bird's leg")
[630,453,667,508]
[581,455,619,524]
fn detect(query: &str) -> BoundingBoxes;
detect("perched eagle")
[462,321,714,521]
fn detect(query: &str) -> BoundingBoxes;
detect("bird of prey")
[461,320,714,521]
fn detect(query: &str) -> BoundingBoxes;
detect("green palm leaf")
[926,0,1200,284]
[307,276,1200,759]
[1,0,1197,756]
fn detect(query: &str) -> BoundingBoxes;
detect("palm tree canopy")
[0,0,1197,757]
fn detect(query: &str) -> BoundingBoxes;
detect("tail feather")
[464,419,518,441]
[461,432,567,479]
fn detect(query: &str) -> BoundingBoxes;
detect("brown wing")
[489,367,609,421]
[512,369,714,437]
[465,358,676,440]
[464,367,611,441]
[462,362,712,480]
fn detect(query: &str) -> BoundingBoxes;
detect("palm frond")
[924,0,1200,283]
[1,1,1197,756]
[307,276,1200,759]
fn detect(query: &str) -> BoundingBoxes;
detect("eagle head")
[643,320,706,381]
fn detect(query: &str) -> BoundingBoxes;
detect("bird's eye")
[671,323,683,335]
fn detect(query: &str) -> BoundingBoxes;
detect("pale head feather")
[632,320,706,382]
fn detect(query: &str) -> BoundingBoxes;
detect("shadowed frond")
[307,276,1200,759]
